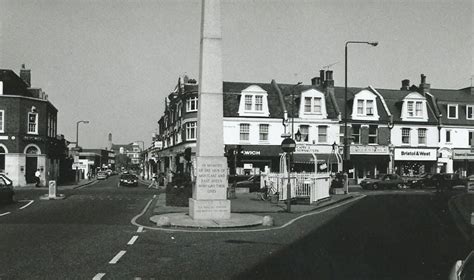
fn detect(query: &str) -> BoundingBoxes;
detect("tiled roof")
[0,69,31,97]
[222,81,339,119]
[428,87,474,125]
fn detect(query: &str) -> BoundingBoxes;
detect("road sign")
[281,138,296,153]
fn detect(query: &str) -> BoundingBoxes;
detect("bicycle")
[257,182,279,202]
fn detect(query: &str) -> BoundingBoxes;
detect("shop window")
[446,130,451,143]
[447,104,458,119]
[0,110,4,133]
[418,128,426,144]
[352,125,360,144]
[240,123,250,141]
[27,112,38,134]
[402,128,410,144]
[186,122,196,140]
[467,105,474,120]
[368,125,377,144]
[259,124,268,141]
[186,97,198,112]
[318,126,327,143]
[469,131,474,146]
[297,125,309,142]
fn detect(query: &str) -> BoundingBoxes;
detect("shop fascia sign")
[294,144,331,154]
[452,149,474,160]
[394,148,437,161]
[350,145,389,155]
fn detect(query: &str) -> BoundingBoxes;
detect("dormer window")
[238,85,270,117]
[447,104,458,119]
[299,89,327,119]
[304,97,321,114]
[407,101,423,117]
[366,100,374,116]
[401,92,428,122]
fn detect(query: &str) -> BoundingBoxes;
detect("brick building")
[0,65,67,187]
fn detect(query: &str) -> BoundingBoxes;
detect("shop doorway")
[25,146,39,184]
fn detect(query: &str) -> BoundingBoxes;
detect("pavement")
[13,178,97,190]
[149,189,361,229]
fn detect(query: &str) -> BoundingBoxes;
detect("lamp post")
[343,41,378,173]
[134,140,145,178]
[76,120,89,148]
[291,82,302,139]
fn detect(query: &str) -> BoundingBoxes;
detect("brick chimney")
[419,74,430,95]
[20,64,31,87]
[311,76,321,86]
[400,79,410,90]
[324,70,334,87]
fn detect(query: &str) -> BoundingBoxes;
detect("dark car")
[360,173,405,190]
[408,173,434,189]
[0,174,14,204]
[234,175,261,192]
[431,173,465,191]
[119,174,139,187]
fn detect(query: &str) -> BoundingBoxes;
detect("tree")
[115,154,131,171]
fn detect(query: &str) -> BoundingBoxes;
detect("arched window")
[26,146,39,155]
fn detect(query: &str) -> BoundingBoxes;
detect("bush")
[165,173,193,207]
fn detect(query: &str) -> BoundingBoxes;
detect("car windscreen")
[121,175,137,180]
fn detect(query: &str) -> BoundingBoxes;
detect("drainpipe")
[271,80,289,134]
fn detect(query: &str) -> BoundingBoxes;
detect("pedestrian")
[148,173,158,189]
[35,169,41,187]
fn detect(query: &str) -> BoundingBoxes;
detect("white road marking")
[19,200,34,209]
[92,273,106,280]
[0,212,11,217]
[109,250,126,264]
[137,226,144,233]
[127,235,139,245]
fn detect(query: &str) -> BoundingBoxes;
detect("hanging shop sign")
[350,145,389,155]
[452,149,474,160]
[394,148,437,161]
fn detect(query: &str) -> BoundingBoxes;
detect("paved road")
[0,179,470,279]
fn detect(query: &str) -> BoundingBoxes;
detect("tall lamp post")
[75,120,89,148]
[343,41,378,173]
[134,140,145,178]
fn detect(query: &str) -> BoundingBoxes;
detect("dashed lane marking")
[19,200,34,209]
[127,235,139,245]
[92,273,106,280]
[137,226,144,233]
[109,250,126,264]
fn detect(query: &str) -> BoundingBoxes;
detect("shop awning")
[292,153,335,164]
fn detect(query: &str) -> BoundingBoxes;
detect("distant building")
[0,65,68,187]
[110,136,143,171]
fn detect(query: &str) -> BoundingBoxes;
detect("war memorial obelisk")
[189,0,230,220]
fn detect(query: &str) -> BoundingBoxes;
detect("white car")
[449,251,473,280]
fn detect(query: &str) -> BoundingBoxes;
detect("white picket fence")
[261,172,331,203]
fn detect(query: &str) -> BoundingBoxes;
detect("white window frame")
[402,128,410,144]
[357,100,364,115]
[467,105,474,120]
[27,112,38,135]
[447,104,458,119]
[259,124,269,141]
[255,95,263,111]
[245,95,252,110]
[366,100,374,116]
[297,125,309,142]
[240,123,250,141]
[368,125,377,144]
[0,110,4,133]
[318,126,327,143]
[418,128,426,145]
[185,122,197,140]
[186,97,198,112]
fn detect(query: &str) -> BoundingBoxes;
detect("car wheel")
[372,183,379,190]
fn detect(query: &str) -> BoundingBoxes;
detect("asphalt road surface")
[0,178,470,280]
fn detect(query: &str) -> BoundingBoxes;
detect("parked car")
[408,173,434,189]
[97,171,108,180]
[234,175,261,192]
[360,173,405,190]
[449,250,473,280]
[0,174,14,204]
[119,174,139,187]
[431,173,465,191]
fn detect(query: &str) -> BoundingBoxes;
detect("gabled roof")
[222,81,339,119]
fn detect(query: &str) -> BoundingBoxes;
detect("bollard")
[48,180,57,198]
[262,215,274,226]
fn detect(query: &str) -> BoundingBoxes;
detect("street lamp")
[343,41,378,173]
[76,120,89,148]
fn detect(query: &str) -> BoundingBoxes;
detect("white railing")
[261,172,331,203]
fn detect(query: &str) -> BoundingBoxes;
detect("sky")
[0,0,472,149]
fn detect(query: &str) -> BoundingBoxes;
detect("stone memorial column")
[189,0,230,220]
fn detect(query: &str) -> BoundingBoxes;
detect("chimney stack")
[401,79,410,90]
[320,70,325,84]
[311,77,321,86]
[20,64,31,87]
[419,74,430,96]
[324,70,334,87]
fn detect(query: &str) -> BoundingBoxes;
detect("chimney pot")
[320,70,325,83]
[421,74,426,84]
[311,77,321,86]
[401,79,410,90]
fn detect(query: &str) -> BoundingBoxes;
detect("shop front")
[452,148,474,176]
[348,145,390,184]
[225,145,282,174]
[292,144,336,173]
[394,147,437,176]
